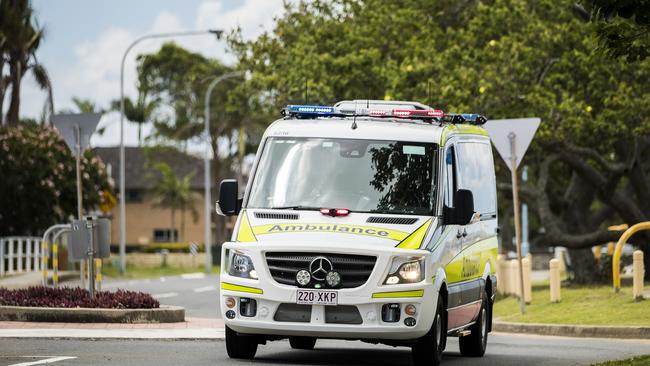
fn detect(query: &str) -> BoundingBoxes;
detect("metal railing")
[0,237,43,277]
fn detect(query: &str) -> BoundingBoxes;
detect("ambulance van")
[217,100,498,366]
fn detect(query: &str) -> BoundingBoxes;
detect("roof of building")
[93,146,205,190]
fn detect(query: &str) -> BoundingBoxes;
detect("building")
[94,146,206,246]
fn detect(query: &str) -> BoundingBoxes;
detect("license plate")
[296,289,338,306]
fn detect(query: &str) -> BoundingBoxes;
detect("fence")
[0,237,43,277]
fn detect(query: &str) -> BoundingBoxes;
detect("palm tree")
[149,162,197,242]
[112,89,158,146]
[1,0,50,125]
[71,97,100,113]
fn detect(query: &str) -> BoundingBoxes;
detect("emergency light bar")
[282,104,486,125]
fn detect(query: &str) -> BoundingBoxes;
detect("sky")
[20,0,286,149]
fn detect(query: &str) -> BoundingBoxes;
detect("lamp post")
[119,29,223,274]
[204,71,244,274]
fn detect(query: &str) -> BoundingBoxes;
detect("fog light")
[404,317,416,327]
[225,310,236,319]
[405,304,416,316]
[326,271,341,288]
[296,270,311,286]
[381,303,400,323]
[239,297,257,317]
[225,297,236,309]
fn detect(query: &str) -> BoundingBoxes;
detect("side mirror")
[217,179,241,216]
[443,189,475,226]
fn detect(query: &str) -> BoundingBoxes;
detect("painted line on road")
[193,286,216,293]
[8,356,77,366]
[0,329,225,340]
[152,292,179,299]
[182,273,206,280]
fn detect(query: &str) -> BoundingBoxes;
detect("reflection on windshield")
[247,138,437,215]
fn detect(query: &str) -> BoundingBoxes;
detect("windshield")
[247,137,437,215]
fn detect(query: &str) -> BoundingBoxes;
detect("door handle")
[456,230,463,239]
[462,229,468,238]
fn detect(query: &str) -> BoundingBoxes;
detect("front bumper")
[219,242,437,341]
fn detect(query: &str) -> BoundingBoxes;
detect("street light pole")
[204,71,244,274]
[119,29,223,274]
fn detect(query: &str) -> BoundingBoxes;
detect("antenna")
[351,100,358,130]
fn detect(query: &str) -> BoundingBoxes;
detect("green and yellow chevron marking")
[395,219,432,249]
[236,210,257,242]
[221,282,263,294]
[372,289,424,299]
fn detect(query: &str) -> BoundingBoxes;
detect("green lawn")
[494,283,650,326]
[590,355,650,366]
[102,263,220,279]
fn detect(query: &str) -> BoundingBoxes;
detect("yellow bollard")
[496,255,506,295]
[42,240,49,286]
[509,260,519,296]
[632,250,644,301]
[522,257,532,304]
[52,241,59,286]
[95,259,103,292]
[550,259,561,303]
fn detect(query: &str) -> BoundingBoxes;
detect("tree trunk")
[138,123,142,146]
[568,247,602,284]
[6,60,22,125]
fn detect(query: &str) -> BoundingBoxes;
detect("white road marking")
[8,356,77,366]
[193,286,216,293]
[152,292,178,299]
[181,273,206,280]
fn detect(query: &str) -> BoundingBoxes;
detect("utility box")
[68,218,111,261]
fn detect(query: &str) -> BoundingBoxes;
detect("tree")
[111,90,158,146]
[71,97,100,114]
[148,161,197,242]
[578,0,650,61]
[0,124,113,235]
[0,0,51,125]
[229,0,650,282]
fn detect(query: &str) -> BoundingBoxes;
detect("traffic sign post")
[484,118,540,315]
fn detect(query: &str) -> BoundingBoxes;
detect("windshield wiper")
[268,205,322,211]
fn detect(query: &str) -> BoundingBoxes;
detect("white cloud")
[20,0,286,151]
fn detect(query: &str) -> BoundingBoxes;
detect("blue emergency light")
[286,105,336,116]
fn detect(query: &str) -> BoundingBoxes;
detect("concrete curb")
[0,305,185,323]
[493,321,650,340]
[0,328,224,340]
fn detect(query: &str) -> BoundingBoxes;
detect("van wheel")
[225,326,258,359]
[412,296,446,366]
[289,337,317,350]
[459,293,488,357]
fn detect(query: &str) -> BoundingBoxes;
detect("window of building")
[125,189,143,203]
[153,229,178,242]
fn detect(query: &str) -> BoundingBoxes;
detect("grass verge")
[494,283,649,326]
[590,355,650,365]
[102,262,220,279]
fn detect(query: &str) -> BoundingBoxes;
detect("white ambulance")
[217,100,498,366]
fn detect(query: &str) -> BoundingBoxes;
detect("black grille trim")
[254,212,299,220]
[274,303,312,322]
[325,305,363,324]
[366,216,419,225]
[265,252,377,289]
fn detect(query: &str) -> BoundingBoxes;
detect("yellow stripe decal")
[441,124,489,145]
[221,282,263,294]
[396,218,432,249]
[372,289,424,299]
[251,223,410,241]
[236,210,257,242]
[445,236,498,284]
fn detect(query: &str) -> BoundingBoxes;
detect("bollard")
[509,260,518,296]
[550,259,561,303]
[522,257,532,304]
[52,241,59,286]
[633,250,644,301]
[496,255,506,295]
[42,240,49,286]
[95,258,103,292]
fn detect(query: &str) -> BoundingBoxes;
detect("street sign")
[483,118,540,170]
[68,218,111,261]
[52,113,102,157]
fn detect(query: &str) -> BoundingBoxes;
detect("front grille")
[325,305,362,324]
[366,216,419,225]
[265,252,377,289]
[274,303,312,322]
[254,212,299,220]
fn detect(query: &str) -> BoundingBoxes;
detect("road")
[99,273,222,319]
[1,334,649,366]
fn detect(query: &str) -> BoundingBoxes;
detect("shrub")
[0,286,159,309]
[141,242,204,253]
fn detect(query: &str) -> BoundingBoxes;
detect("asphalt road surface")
[1,334,649,366]
[99,273,222,318]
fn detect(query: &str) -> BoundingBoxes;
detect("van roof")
[264,116,488,145]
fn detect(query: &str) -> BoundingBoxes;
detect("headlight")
[384,256,424,284]
[228,251,258,279]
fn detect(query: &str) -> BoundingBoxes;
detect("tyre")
[225,326,258,359]
[289,336,317,350]
[459,292,489,357]
[412,295,446,366]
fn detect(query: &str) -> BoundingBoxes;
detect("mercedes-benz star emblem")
[309,256,333,281]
